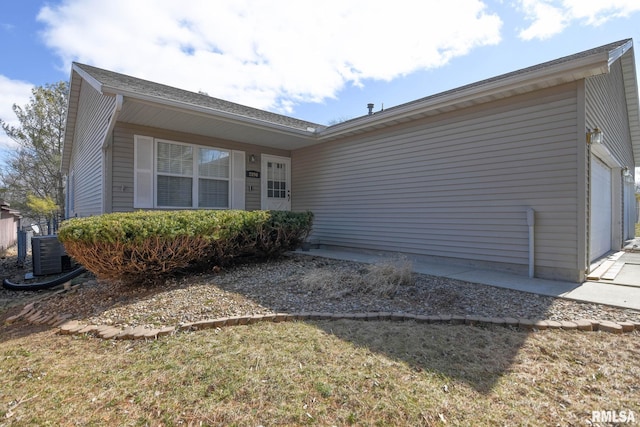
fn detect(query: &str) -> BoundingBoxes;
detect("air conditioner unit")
[32,235,66,276]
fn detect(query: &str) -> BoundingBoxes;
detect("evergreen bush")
[58,210,313,284]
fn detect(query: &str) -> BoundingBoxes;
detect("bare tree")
[0,81,68,222]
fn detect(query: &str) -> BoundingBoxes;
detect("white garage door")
[590,156,612,261]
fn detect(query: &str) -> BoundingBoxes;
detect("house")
[0,199,21,251]
[61,39,639,282]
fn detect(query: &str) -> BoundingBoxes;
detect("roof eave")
[619,46,640,167]
[318,51,611,140]
[61,66,85,174]
[608,39,634,67]
[100,85,320,140]
[71,62,103,93]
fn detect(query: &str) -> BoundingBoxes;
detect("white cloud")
[517,0,567,40]
[37,0,502,114]
[517,0,640,40]
[0,75,33,150]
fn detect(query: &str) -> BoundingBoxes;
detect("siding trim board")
[576,80,589,280]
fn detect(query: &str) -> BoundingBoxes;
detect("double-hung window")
[156,141,193,207]
[197,147,229,208]
[134,135,243,210]
[155,139,230,208]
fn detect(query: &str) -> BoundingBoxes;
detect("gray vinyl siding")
[585,58,635,168]
[292,83,580,281]
[69,80,115,217]
[111,123,289,212]
[245,162,262,211]
[585,54,636,249]
[111,124,134,212]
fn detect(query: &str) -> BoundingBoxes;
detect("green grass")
[1,321,638,426]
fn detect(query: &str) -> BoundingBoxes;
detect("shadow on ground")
[309,319,528,394]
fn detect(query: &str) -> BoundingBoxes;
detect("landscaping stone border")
[5,302,640,340]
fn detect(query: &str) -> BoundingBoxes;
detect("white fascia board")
[608,39,633,67]
[61,68,85,173]
[62,66,117,173]
[100,86,318,140]
[71,63,104,93]
[319,52,612,140]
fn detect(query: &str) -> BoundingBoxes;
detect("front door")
[261,155,291,211]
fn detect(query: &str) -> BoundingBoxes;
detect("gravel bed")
[7,253,639,329]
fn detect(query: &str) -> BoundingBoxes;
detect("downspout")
[102,94,123,213]
[102,94,123,150]
[527,208,535,278]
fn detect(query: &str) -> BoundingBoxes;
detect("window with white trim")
[134,135,244,210]
[155,139,230,208]
[197,147,229,208]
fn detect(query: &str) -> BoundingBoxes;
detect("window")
[157,141,193,207]
[266,161,287,198]
[135,135,244,210]
[198,148,229,208]
[155,140,230,208]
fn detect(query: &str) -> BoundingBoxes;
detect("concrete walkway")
[298,247,640,311]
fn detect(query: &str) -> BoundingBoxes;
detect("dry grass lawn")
[1,320,638,426]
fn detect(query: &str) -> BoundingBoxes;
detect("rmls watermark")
[591,409,636,424]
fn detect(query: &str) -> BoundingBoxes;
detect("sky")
[1,0,640,177]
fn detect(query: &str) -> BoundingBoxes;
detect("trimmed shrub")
[58,210,313,284]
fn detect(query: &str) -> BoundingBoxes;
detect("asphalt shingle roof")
[73,38,635,136]
[74,63,323,132]
[340,38,633,124]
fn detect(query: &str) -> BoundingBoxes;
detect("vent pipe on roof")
[367,103,374,115]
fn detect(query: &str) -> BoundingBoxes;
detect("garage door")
[590,156,612,261]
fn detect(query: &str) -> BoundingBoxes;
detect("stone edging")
[4,302,640,340]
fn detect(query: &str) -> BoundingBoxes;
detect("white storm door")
[261,155,291,211]
[590,156,612,261]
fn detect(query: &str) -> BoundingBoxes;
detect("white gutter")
[101,94,123,150]
[101,93,123,214]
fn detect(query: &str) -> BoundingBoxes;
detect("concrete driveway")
[595,252,640,288]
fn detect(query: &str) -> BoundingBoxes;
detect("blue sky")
[1,0,640,170]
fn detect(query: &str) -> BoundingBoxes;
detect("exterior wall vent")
[32,235,65,276]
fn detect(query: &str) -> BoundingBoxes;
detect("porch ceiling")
[118,98,318,150]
